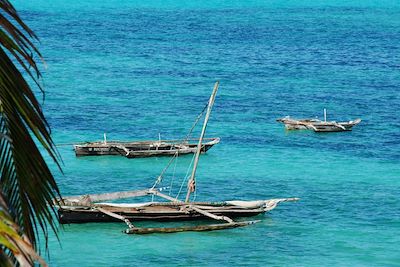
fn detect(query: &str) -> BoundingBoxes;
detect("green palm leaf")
[0,0,62,265]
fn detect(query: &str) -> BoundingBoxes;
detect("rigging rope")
[175,153,196,199]
[183,102,208,141]
[150,151,179,190]
[150,102,208,192]
[168,151,179,195]
[150,101,209,200]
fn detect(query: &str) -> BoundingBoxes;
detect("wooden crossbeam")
[114,145,131,156]
[96,207,135,229]
[333,123,346,130]
[149,189,183,203]
[190,205,233,223]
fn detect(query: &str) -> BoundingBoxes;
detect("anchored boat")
[277,109,361,132]
[73,100,220,158]
[74,137,220,158]
[57,81,298,234]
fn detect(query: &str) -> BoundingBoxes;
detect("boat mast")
[185,81,219,203]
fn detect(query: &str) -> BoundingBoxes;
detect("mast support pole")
[185,81,219,202]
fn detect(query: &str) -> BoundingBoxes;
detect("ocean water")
[13,0,400,266]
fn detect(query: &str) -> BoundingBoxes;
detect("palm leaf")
[0,0,62,265]
[0,207,47,267]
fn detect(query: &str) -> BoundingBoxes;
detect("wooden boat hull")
[312,121,360,132]
[58,208,264,224]
[277,118,361,132]
[74,137,220,157]
[58,202,266,224]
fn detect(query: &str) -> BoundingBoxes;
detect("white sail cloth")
[226,198,299,211]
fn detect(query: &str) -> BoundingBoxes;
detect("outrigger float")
[277,109,361,132]
[57,81,298,234]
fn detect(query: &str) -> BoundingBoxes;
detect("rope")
[169,151,178,195]
[183,102,208,141]
[175,153,195,199]
[150,151,179,189]
[150,101,208,200]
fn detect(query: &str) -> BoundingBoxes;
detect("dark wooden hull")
[58,209,264,224]
[58,202,265,224]
[74,138,219,157]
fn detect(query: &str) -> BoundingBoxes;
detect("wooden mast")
[185,81,220,202]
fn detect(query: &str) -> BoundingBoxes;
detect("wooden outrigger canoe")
[74,137,220,158]
[277,109,361,132]
[58,188,298,234]
[277,117,361,132]
[57,82,298,234]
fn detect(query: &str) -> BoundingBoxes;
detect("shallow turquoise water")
[14,0,400,266]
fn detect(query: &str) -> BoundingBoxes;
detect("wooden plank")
[114,145,130,156]
[96,207,135,229]
[150,189,183,203]
[333,123,346,130]
[125,220,260,234]
[306,123,317,131]
[96,207,126,221]
[190,205,233,223]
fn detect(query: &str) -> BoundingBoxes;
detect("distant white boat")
[277,109,361,132]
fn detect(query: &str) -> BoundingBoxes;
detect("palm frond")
[0,204,47,267]
[0,0,62,265]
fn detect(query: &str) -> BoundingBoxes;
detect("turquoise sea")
[14,0,400,266]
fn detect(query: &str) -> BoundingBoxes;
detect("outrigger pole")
[185,81,220,202]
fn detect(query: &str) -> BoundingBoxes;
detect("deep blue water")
[14,0,400,266]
